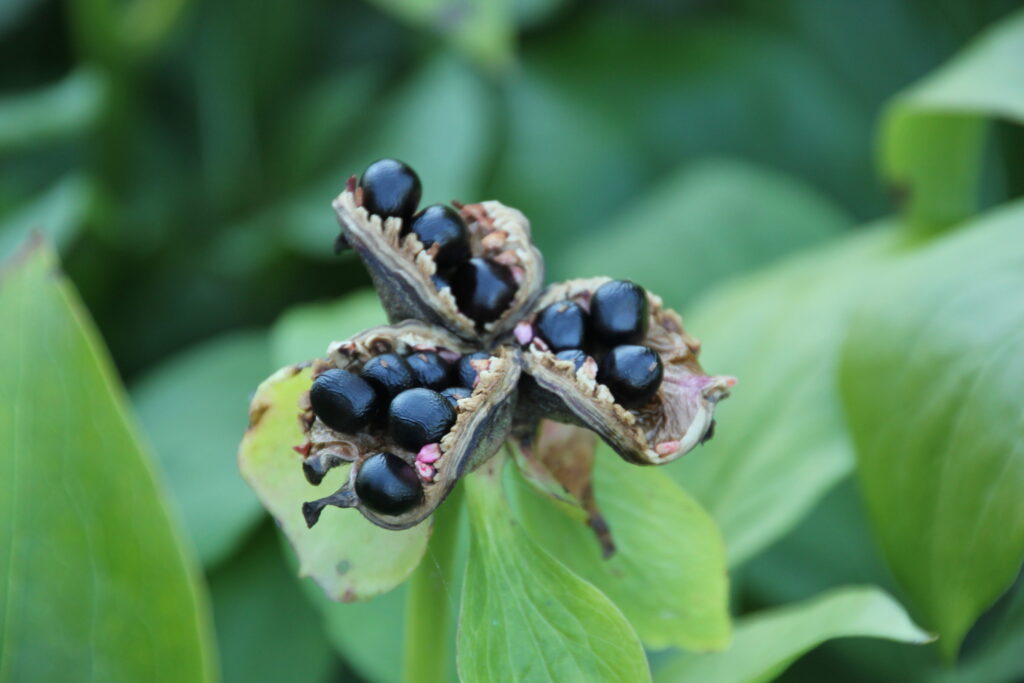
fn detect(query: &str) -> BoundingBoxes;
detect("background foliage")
[2,0,1023,681]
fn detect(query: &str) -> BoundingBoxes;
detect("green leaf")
[209,523,333,683]
[881,8,1024,236]
[132,330,271,567]
[364,0,514,70]
[671,226,898,566]
[0,69,106,153]
[840,200,1024,659]
[557,159,851,305]
[0,242,215,681]
[510,444,731,652]
[269,289,387,367]
[655,587,932,683]
[457,457,651,682]
[0,174,94,260]
[238,364,430,600]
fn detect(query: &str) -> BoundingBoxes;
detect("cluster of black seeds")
[359,159,518,328]
[525,280,664,409]
[308,347,492,516]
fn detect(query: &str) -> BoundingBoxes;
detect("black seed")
[355,453,424,516]
[359,159,422,222]
[452,258,517,327]
[555,349,588,371]
[360,353,415,399]
[310,369,382,433]
[589,280,650,346]
[535,300,588,351]
[457,351,490,388]
[388,388,457,452]
[408,204,471,269]
[700,419,717,444]
[597,345,663,409]
[406,350,452,390]
[432,271,451,292]
[441,386,472,406]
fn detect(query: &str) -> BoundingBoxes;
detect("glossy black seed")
[589,280,650,346]
[535,300,588,352]
[310,369,382,433]
[388,388,457,452]
[441,386,472,406]
[355,452,424,516]
[406,350,452,390]
[457,351,490,388]
[360,353,415,399]
[451,258,517,327]
[359,159,422,222]
[408,204,471,269]
[597,345,664,409]
[555,349,588,371]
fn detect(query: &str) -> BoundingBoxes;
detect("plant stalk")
[402,486,463,683]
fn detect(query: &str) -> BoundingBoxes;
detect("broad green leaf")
[209,523,333,683]
[0,242,215,681]
[510,444,731,652]
[672,226,898,566]
[364,0,514,70]
[269,289,387,367]
[0,69,106,153]
[840,200,1024,659]
[655,587,931,683]
[880,8,1024,236]
[458,457,651,682]
[558,159,851,305]
[132,330,271,567]
[0,174,94,259]
[238,364,430,600]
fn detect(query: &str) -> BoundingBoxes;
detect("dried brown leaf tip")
[290,159,732,530]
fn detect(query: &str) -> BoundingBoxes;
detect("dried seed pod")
[513,277,733,465]
[298,320,521,529]
[332,177,545,344]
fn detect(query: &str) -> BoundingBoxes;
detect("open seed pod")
[298,320,521,530]
[513,277,734,465]
[332,177,545,345]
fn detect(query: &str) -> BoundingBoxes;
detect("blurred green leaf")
[132,330,271,567]
[672,226,897,566]
[0,174,94,259]
[840,200,1024,660]
[0,68,106,153]
[209,523,333,683]
[238,364,430,600]
[0,0,39,36]
[365,0,514,70]
[0,242,215,681]
[558,159,852,305]
[280,54,496,259]
[458,457,651,682]
[655,587,931,683]
[510,444,732,652]
[881,8,1024,236]
[270,289,387,367]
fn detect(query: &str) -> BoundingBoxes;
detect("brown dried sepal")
[515,277,734,465]
[332,184,544,344]
[300,320,521,530]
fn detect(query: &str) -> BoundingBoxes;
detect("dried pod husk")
[513,277,734,465]
[299,320,521,529]
[332,181,545,345]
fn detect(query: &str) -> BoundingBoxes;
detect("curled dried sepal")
[332,182,545,344]
[515,278,733,465]
[299,320,520,529]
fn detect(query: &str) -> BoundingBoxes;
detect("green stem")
[403,486,464,683]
